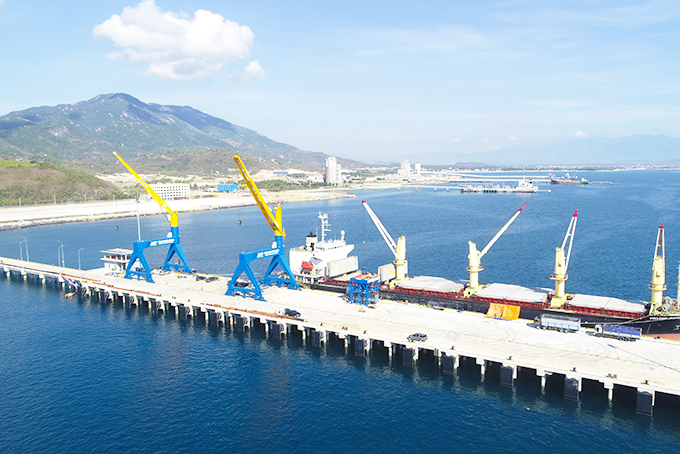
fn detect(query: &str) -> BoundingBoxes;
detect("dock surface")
[3,256,679,414]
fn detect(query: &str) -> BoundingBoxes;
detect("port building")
[149,183,190,200]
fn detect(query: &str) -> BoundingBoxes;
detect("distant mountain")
[0,93,356,173]
[370,135,680,167]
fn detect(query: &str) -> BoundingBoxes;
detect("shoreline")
[0,187,364,231]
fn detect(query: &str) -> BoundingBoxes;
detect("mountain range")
[0,93,678,171]
[0,93,354,173]
[370,134,680,167]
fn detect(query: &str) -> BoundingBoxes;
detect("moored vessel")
[549,173,589,185]
[460,179,539,193]
[314,207,680,339]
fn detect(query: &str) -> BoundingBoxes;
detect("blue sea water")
[1,170,680,453]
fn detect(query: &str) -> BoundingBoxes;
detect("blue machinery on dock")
[226,155,300,301]
[113,152,192,283]
[346,275,379,305]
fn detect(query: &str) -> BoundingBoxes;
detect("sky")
[1,0,679,162]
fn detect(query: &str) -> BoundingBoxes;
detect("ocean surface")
[2,170,680,453]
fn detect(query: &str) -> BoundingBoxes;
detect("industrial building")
[148,183,190,200]
[325,156,342,186]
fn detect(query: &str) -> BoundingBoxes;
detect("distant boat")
[460,179,538,193]
[549,173,589,185]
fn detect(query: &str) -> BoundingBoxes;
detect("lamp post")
[57,241,65,268]
[78,247,86,271]
[19,237,29,261]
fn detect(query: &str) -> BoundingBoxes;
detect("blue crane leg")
[124,241,154,283]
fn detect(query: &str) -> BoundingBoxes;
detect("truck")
[594,324,642,341]
[533,313,580,333]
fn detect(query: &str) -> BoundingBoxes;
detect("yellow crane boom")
[233,155,285,237]
[113,152,179,227]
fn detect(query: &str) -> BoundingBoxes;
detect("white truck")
[533,313,580,333]
[594,324,642,341]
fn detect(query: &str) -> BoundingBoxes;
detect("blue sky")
[1,0,679,161]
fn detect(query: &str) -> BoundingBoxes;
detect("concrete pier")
[3,255,680,415]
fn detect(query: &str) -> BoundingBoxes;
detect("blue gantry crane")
[226,155,300,300]
[113,152,192,283]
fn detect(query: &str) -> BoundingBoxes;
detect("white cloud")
[508,135,520,142]
[243,60,266,79]
[450,138,459,143]
[480,138,491,142]
[574,131,588,138]
[93,0,255,80]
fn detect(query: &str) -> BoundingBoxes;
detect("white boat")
[460,179,539,193]
[289,213,358,283]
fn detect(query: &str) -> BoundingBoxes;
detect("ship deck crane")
[649,224,666,313]
[549,210,578,308]
[226,155,300,301]
[361,200,407,285]
[464,203,526,297]
[113,152,191,283]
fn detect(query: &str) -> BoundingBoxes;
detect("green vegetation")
[0,160,123,206]
[0,159,37,168]
[244,179,325,192]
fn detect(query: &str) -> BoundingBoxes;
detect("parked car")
[284,308,301,318]
[407,333,428,342]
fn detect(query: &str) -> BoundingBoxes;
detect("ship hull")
[352,286,680,338]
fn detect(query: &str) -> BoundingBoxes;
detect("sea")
[1,170,680,453]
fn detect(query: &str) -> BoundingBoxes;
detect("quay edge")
[3,256,680,416]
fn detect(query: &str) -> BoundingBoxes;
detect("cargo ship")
[307,207,680,339]
[548,173,589,185]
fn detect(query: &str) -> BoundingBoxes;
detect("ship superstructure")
[289,213,358,284]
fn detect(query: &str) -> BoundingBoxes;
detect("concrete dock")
[3,256,680,415]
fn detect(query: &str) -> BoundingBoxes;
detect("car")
[284,308,301,318]
[407,333,428,342]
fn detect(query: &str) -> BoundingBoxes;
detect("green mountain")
[0,93,351,173]
[0,159,121,206]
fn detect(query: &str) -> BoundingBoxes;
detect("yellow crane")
[361,199,408,286]
[549,210,578,308]
[113,152,191,282]
[649,224,666,314]
[226,155,300,300]
[464,203,526,297]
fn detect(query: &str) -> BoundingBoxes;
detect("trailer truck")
[594,324,641,341]
[533,313,580,333]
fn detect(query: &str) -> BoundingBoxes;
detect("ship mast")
[649,224,666,314]
[550,210,578,308]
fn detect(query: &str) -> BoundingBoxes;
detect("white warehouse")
[149,183,191,200]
